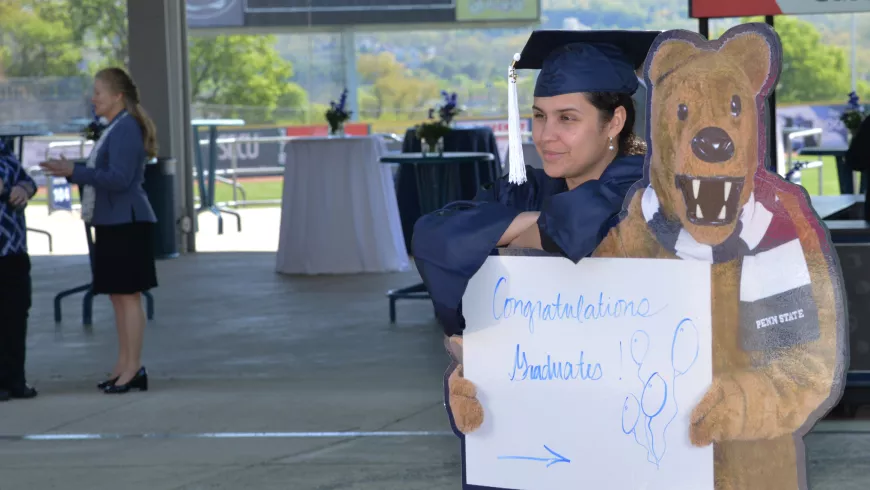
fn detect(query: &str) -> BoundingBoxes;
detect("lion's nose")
[691,127,735,163]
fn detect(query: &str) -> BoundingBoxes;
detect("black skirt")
[92,222,158,295]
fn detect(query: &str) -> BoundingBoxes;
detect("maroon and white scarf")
[640,183,820,350]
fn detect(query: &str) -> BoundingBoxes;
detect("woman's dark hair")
[584,92,646,156]
[96,67,159,159]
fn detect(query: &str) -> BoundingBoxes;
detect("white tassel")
[507,53,526,185]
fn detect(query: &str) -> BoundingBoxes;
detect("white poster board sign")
[458,255,714,490]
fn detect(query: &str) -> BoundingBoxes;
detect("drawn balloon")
[641,373,668,418]
[622,394,641,435]
[671,319,700,376]
[631,330,650,367]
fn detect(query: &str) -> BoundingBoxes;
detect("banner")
[283,123,371,138]
[47,176,72,213]
[457,255,714,490]
[198,127,287,172]
[192,124,369,174]
[690,0,870,18]
[187,0,541,30]
[455,0,540,21]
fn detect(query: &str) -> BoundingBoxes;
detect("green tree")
[32,0,128,69]
[775,17,851,103]
[358,52,402,117]
[0,0,82,77]
[358,52,441,119]
[188,35,299,110]
[277,84,310,121]
[24,0,308,114]
[358,52,404,84]
[819,15,870,102]
[731,16,851,104]
[370,73,440,120]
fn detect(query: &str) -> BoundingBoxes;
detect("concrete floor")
[1,207,868,489]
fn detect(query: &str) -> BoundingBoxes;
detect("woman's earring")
[608,136,615,151]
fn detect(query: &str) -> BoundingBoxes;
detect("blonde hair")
[95,67,159,158]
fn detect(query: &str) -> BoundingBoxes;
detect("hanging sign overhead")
[186,0,541,29]
[689,0,870,18]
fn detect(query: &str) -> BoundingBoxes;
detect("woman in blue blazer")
[41,67,158,394]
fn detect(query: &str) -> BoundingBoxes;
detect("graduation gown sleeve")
[411,166,550,336]
[413,155,644,335]
[537,154,645,262]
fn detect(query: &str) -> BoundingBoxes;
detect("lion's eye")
[677,104,688,121]
[730,95,741,117]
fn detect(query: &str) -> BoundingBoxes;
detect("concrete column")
[340,30,359,122]
[127,0,196,253]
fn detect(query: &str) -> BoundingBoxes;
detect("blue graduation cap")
[507,29,661,184]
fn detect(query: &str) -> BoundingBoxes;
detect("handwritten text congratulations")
[491,276,662,333]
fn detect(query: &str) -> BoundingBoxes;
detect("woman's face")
[532,93,625,184]
[91,78,123,118]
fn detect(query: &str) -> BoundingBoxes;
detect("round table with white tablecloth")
[276,136,409,275]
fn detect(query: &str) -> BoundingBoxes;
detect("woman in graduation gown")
[412,30,660,338]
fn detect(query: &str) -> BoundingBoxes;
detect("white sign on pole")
[458,254,714,490]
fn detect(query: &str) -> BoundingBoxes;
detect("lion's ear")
[647,40,700,84]
[719,32,774,95]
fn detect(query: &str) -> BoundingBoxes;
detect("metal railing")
[38,139,93,209]
[197,132,414,207]
[15,139,94,252]
[784,128,825,195]
[32,131,518,210]
[196,134,294,207]
[37,135,268,207]
[43,139,92,160]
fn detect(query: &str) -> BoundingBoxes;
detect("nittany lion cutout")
[445,23,848,490]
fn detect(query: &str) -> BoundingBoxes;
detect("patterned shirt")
[0,144,38,256]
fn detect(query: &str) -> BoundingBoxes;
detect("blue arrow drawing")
[497,445,571,467]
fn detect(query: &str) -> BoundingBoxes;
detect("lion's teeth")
[718,205,726,220]
[696,204,703,219]
[693,179,700,199]
[724,181,732,201]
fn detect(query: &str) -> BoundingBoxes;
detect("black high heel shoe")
[97,376,119,390]
[102,367,148,394]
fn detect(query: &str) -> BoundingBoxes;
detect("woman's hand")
[8,184,31,207]
[39,155,74,177]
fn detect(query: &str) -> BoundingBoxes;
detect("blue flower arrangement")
[325,89,352,134]
[82,107,106,142]
[430,90,462,125]
[840,91,867,136]
[416,91,464,153]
